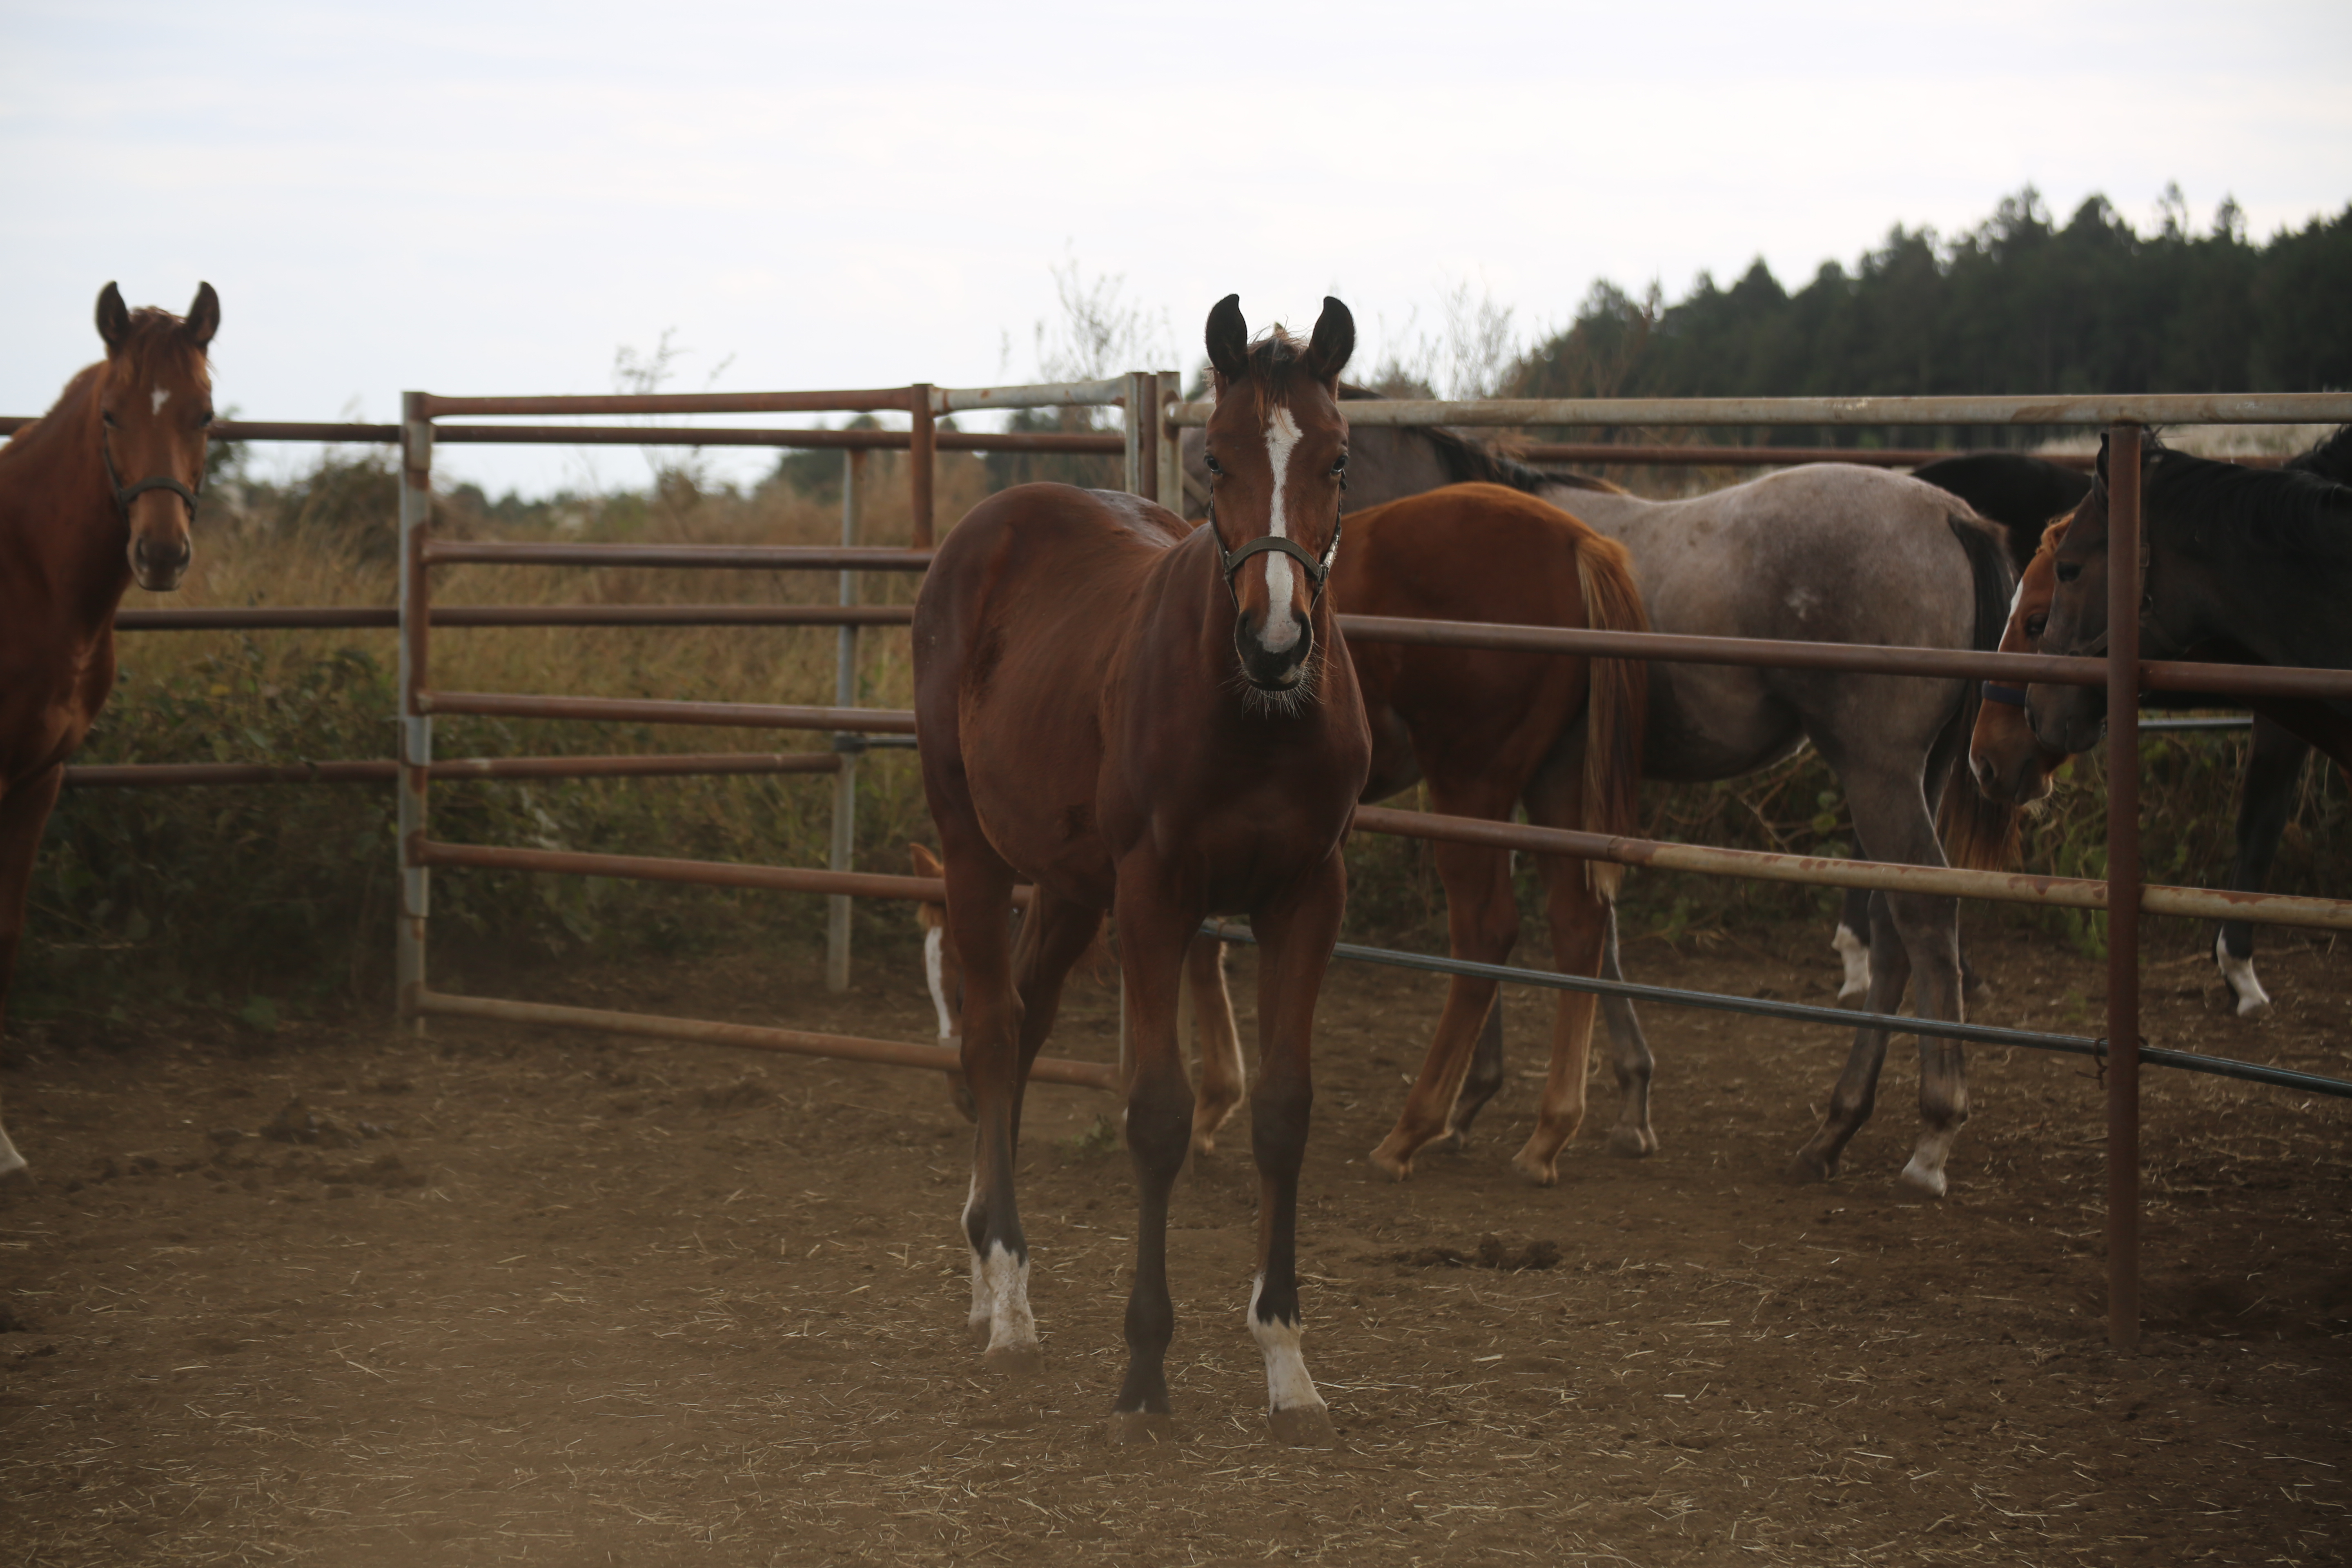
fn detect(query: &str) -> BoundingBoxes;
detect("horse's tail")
[1937,513,2023,872]
[1573,529,1650,900]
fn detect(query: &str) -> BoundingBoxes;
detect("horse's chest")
[0,639,112,784]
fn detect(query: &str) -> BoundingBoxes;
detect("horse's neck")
[0,395,134,635]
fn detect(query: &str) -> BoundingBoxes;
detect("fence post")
[395,392,433,1027]
[826,450,864,992]
[1122,372,1147,497]
[1155,371,1185,515]
[908,384,935,549]
[2106,421,2144,1351]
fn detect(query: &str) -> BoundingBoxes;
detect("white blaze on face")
[150,386,171,415]
[1248,1273,1324,1416]
[1256,405,1304,653]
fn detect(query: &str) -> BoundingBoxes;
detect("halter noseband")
[1209,484,1343,612]
[103,434,201,522]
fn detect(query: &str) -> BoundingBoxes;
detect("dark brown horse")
[1971,507,2319,1017]
[0,283,218,1178]
[913,296,1370,1445]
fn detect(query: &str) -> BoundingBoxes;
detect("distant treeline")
[1515,187,2352,441]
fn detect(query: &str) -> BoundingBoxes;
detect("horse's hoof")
[1509,1148,1561,1187]
[966,1319,993,1351]
[1104,1410,1174,1446]
[982,1341,1045,1379]
[1606,1125,1657,1159]
[1784,1150,1836,1185]
[1897,1156,1949,1199]
[1266,1402,1337,1448]
[1366,1137,1417,1181]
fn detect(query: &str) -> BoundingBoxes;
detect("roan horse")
[913,296,1370,1444]
[0,283,219,1179]
[1187,425,2020,1195]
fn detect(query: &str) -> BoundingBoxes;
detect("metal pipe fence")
[40,379,2352,1356]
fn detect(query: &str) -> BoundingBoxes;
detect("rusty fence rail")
[36,382,2351,1354]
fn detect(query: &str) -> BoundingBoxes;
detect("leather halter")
[102,432,201,522]
[1981,682,2028,707]
[1208,481,1343,612]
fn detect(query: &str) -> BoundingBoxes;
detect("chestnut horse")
[913,296,1370,1445]
[917,484,1652,1188]
[1319,483,1650,1183]
[0,283,218,1178]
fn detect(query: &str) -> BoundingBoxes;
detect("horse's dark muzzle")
[1236,615,1313,692]
[130,536,192,591]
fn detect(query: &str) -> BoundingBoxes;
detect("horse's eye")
[1332,453,1348,474]
[2054,561,2080,584]
[1205,454,1224,477]
[101,410,118,428]
[196,408,215,427]
[2025,614,2047,639]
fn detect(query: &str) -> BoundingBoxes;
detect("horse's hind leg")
[2214,717,2307,1016]
[1594,905,1658,1158]
[0,768,63,1179]
[1833,886,1873,1002]
[938,833,1045,1371]
[1524,749,1656,1164]
[1789,889,1909,1185]
[1438,1000,1506,1151]
[1370,778,1522,1179]
[1185,935,1246,1155]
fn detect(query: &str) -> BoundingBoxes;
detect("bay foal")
[0,284,218,1177]
[913,296,1370,1444]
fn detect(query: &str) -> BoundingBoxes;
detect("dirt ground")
[3,918,2349,1566]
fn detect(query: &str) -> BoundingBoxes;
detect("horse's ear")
[184,282,220,350]
[1205,294,1249,389]
[1305,296,1356,388]
[96,283,130,353]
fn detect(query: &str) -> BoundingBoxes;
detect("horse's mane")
[2283,424,2352,487]
[2143,434,2352,561]
[1333,383,1624,495]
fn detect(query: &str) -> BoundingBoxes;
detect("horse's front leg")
[1243,853,1346,1446]
[1106,883,1198,1443]
[0,767,65,1179]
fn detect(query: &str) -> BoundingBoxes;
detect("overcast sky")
[5,0,2348,495]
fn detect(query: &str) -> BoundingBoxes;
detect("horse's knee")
[1126,1070,1193,1177]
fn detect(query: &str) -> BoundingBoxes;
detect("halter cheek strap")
[102,438,201,521]
[1208,485,1344,610]
[1981,682,2028,707]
